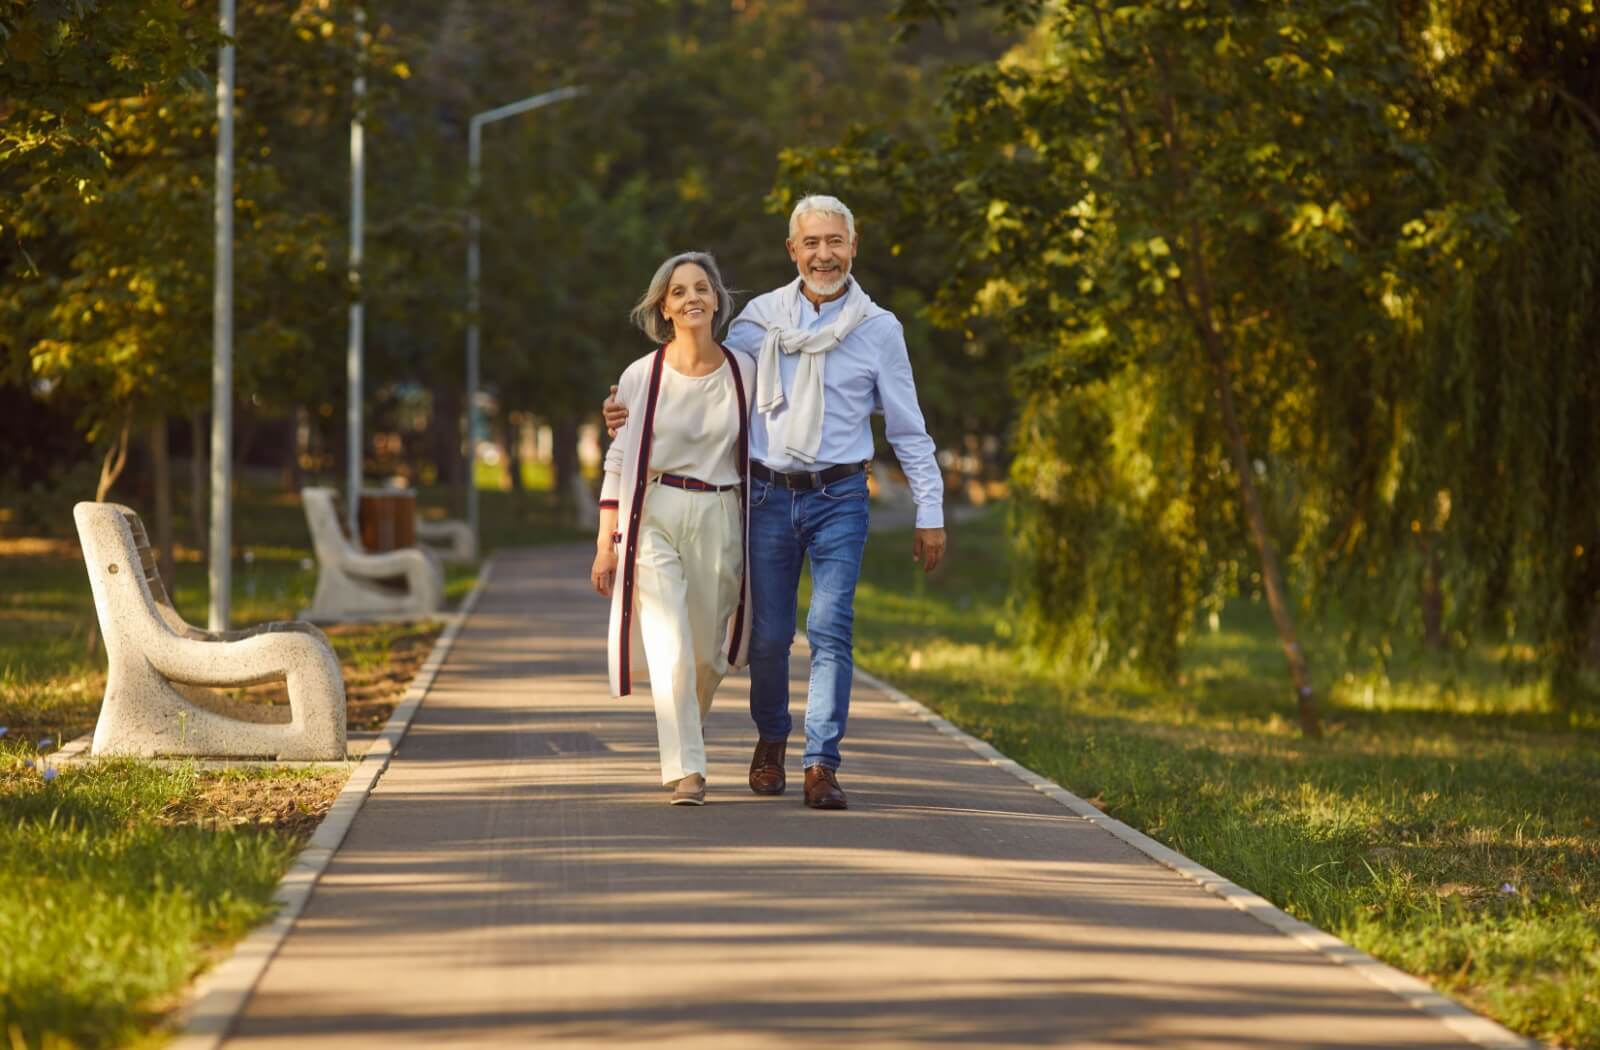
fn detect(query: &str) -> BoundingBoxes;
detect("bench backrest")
[121,510,170,605]
[74,502,200,653]
[301,486,360,563]
[118,507,206,638]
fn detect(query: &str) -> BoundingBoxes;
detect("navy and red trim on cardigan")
[615,347,667,695]
[722,344,750,664]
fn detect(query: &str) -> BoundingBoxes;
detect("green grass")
[472,457,572,493]
[0,756,322,1049]
[0,478,521,1048]
[842,506,1600,1049]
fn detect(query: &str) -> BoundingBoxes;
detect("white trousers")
[634,482,742,784]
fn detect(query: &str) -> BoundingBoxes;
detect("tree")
[1340,0,1600,704]
[899,0,1441,736]
[0,0,216,219]
[1,1,373,509]
[795,0,1600,721]
[369,0,1006,510]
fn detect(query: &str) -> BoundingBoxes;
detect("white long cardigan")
[599,345,755,698]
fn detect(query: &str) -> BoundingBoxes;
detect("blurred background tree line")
[2,0,1596,722]
[1,0,1005,519]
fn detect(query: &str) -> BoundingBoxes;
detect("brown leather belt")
[750,460,867,491]
[655,473,738,493]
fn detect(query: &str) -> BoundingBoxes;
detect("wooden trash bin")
[358,488,417,552]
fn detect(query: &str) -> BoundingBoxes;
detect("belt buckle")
[806,470,822,490]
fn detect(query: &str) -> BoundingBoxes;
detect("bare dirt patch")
[159,770,348,842]
[325,623,443,730]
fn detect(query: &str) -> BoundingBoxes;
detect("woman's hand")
[591,545,618,597]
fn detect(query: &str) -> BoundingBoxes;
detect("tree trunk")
[1421,537,1444,651]
[282,409,304,493]
[94,410,133,502]
[1202,337,1323,738]
[552,415,579,505]
[84,409,132,661]
[189,412,207,553]
[150,418,175,575]
[432,385,464,517]
[235,407,260,483]
[505,411,525,496]
[1554,539,1600,706]
[1129,52,1323,738]
[1584,603,1600,673]
[1178,225,1323,739]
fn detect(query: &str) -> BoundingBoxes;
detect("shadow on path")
[223,547,1477,1049]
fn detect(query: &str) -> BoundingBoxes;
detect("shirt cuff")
[914,503,944,530]
[600,472,620,503]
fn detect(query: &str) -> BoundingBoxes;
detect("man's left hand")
[913,527,947,574]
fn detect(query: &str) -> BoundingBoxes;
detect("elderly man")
[604,195,945,810]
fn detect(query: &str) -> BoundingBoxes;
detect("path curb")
[851,665,1544,1050]
[167,558,496,1050]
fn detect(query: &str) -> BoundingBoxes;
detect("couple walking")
[589,195,946,808]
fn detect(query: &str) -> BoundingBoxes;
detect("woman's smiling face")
[662,262,714,335]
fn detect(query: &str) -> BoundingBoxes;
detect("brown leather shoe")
[803,765,848,810]
[749,738,787,795]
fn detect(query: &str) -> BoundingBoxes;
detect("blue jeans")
[747,468,870,771]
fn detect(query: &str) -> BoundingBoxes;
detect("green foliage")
[7,87,340,440]
[816,1,1435,685]
[797,0,1600,706]
[4,0,1010,503]
[1,0,404,492]
[374,0,1008,451]
[0,0,217,217]
[1326,1,1600,697]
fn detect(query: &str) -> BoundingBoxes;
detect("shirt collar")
[795,278,852,324]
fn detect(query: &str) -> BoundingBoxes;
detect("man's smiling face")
[787,211,857,299]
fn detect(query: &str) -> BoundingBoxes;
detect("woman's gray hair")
[788,194,856,242]
[629,251,734,345]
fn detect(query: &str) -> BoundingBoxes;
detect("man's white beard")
[802,267,849,298]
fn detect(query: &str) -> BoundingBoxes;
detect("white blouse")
[646,360,741,486]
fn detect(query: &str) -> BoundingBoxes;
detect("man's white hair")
[788,194,856,242]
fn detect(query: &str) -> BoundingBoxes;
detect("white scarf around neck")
[748,277,876,466]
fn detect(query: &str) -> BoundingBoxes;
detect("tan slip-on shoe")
[670,773,706,806]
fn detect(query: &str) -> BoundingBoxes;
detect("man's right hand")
[603,385,628,438]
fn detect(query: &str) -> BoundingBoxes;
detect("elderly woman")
[590,252,754,805]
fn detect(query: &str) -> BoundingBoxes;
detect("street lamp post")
[208,0,236,632]
[346,3,367,537]
[465,85,585,547]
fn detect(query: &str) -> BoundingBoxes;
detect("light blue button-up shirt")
[726,284,945,529]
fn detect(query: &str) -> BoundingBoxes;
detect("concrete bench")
[74,501,347,760]
[301,486,442,621]
[414,514,476,564]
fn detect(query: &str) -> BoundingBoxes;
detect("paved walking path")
[221,546,1488,1049]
